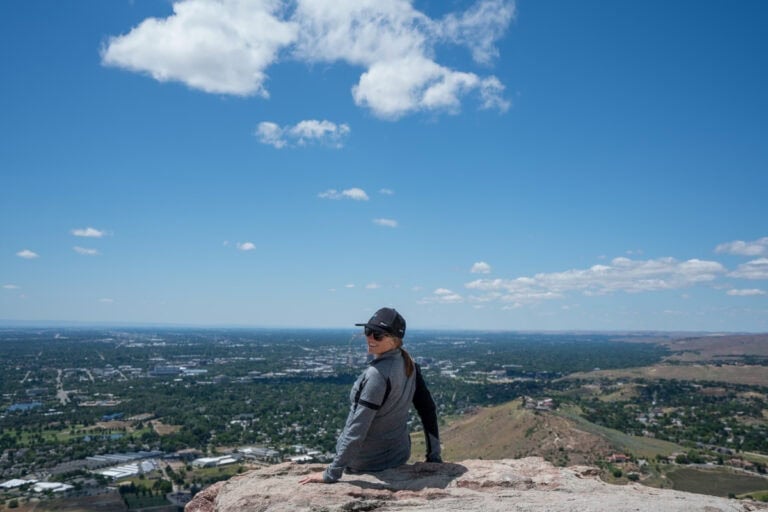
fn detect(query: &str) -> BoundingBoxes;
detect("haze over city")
[2,1,766,331]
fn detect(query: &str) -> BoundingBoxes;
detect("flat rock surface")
[186,457,768,512]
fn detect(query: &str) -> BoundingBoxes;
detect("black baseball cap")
[355,307,406,338]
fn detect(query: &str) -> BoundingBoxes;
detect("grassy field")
[738,490,768,502]
[180,463,246,487]
[150,421,181,436]
[665,466,768,497]
[7,425,154,448]
[566,364,768,386]
[122,493,169,510]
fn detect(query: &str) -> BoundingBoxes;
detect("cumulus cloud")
[16,249,39,259]
[373,218,398,228]
[365,283,380,289]
[726,288,766,296]
[465,257,726,305]
[102,0,513,119]
[101,0,297,96]
[71,227,106,238]
[237,242,256,251]
[420,288,463,304]
[729,258,768,280]
[3,284,20,290]
[379,188,394,195]
[256,120,350,148]
[318,187,369,200]
[716,236,768,256]
[73,246,100,256]
[471,261,492,274]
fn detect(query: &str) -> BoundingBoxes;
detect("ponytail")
[392,338,415,377]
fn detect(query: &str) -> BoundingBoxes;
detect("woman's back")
[346,348,415,471]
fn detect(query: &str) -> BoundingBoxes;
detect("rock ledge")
[186,457,768,512]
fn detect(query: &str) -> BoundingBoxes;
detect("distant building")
[150,365,181,377]
[7,402,42,412]
[182,368,208,377]
[164,449,203,461]
[95,460,158,480]
[1,478,37,489]
[522,396,555,411]
[192,454,241,468]
[33,482,74,493]
[238,447,280,462]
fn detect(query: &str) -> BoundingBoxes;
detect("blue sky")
[2,0,767,332]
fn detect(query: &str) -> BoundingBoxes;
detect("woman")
[300,307,442,484]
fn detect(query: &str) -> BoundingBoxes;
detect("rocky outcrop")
[186,458,768,512]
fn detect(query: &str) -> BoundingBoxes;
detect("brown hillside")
[434,399,614,466]
[662,333,768,361]
[566,364,768,386]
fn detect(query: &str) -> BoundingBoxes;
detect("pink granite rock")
[185,458,768,512]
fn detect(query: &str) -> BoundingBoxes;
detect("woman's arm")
[322,398,379,482]
[318,368,388,483]
[412,364,442,463]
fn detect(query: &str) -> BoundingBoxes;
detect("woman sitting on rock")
[300,307,442,484]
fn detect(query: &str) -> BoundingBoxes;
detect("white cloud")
[3,284,20,290]
[102,0,513,119]
[437,0,515,65]
[318,187,369,200]
[465,257,727,305]
[365,283,380,289]
[726,288,766,296]
[295,1,511,118]
[256,119,351,148]
[716,236,768,256]
[345,283,355,288]
[16,249,39,259]
[471,261,492,274]
[373,218,398,228]
[71,227,106,238]
[237,242,256,251]
[73,246,100,256]
[255,122,286,148]
[729,258,768,280]
[99,298,115,303]
[379,188,394,195]
[420,287,463,304]
[101,0,298,96]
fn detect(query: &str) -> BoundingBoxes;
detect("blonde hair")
[391,337,415,377]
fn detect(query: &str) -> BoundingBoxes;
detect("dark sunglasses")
[364,327,389,340]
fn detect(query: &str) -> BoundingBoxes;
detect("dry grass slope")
[566,364,768,386]
[424,399,615,466]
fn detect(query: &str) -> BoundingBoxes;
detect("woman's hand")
[299,472,326,485]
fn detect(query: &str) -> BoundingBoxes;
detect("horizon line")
[0,319,763,336]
